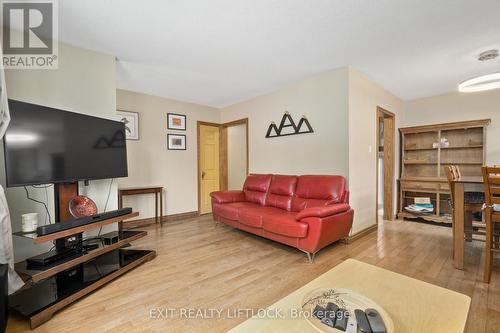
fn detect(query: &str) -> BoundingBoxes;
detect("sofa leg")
[306,252,316,263]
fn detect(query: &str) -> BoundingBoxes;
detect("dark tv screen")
[3,100,128,187]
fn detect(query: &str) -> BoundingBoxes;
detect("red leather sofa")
[210,174,354,262]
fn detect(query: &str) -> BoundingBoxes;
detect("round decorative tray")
[69,195,98,218]
[301,288,394,333]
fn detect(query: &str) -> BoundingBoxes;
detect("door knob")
[202,171,206,179]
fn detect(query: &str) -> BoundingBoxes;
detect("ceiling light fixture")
[458,72,500,93]
[458,49,500,93]
[478,49,498,61]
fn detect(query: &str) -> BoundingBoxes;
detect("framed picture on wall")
[116,110,139,140]
[167,134,186,150]
[167,113,186,131]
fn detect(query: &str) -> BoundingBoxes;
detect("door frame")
[376,107,396,223]
[220,118,249,191]
[197,121,223,215]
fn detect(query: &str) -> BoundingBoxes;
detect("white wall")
[1,42,117,261]
[221,68,350,177]
[404,89,500,164]
[227,124,247,190]
[116,89,219,218]
[348,68,403,233]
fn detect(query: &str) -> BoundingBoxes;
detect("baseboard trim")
[348,224,378,243]
[123,211,199,228]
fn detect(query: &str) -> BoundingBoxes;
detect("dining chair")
[445,165,484,242]
[482,166,500,283]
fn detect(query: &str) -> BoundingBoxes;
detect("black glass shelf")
[12,230,38,239]
[9,248,154,317]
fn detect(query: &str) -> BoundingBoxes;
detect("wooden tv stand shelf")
[10,209,156,329]
[14,211,139,244]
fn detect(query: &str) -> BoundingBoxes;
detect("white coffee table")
[228,259,471,333]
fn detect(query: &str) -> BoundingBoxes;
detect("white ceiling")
[59,0,500,107]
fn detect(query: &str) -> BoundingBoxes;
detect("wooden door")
[199,125,220,214]
[383,116,394,220]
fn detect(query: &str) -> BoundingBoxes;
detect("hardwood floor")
[7,215,500,333]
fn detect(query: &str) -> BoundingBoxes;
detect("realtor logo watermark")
[1,0,58,69]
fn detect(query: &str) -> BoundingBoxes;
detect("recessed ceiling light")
[458,72,500,93]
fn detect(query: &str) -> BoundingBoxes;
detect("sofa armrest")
[210,191,245,204]
[296,203,351,220]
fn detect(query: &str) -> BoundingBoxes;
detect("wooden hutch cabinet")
[398,119,490,224]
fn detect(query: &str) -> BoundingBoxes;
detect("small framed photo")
[116,110,139,140]
[167,113,186,131]
[167,134,186,150]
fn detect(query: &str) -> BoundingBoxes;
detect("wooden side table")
[118,186,164,226]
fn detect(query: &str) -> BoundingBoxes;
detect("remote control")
[325,302,339,321]
[346,315,358,333]
[365,308,387,333]
[334,308,348,331]
[355,309,372,333]
[313,305,326,320]
[321,317,335,328]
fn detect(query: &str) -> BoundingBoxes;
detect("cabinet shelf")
[399,176,447,182]
[404,147,437,151]
[398,211,452,224]
[441,162,483,165]
[442,145,483,149]
[404,145,483,151]
[403,160,437,165]
[399,119,489,225]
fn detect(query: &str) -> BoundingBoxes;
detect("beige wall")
[219,67,403,234]
[348,68,404,233]
[404,89,500,164]
[116,89,219,218]
[1,42,117,261]
[220,68,350,177]
[227,124,247,190]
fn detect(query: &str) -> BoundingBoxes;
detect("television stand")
[11,182,156,329]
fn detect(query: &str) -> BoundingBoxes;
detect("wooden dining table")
[450,176,484,270]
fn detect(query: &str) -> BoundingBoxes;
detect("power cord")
[30,184,53,225]
[24,186,52,224]
[103,178,114,213]
[98,178,114,236]
[44,186,49,225]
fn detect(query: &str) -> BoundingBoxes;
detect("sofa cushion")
[265,175,298,211]
[292,175,346,212]
[243,174,272,205]
[262,213,308,238]
[213,202,258,221]
[239,206,285,228]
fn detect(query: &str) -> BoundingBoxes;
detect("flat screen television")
[3,99,128,187]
